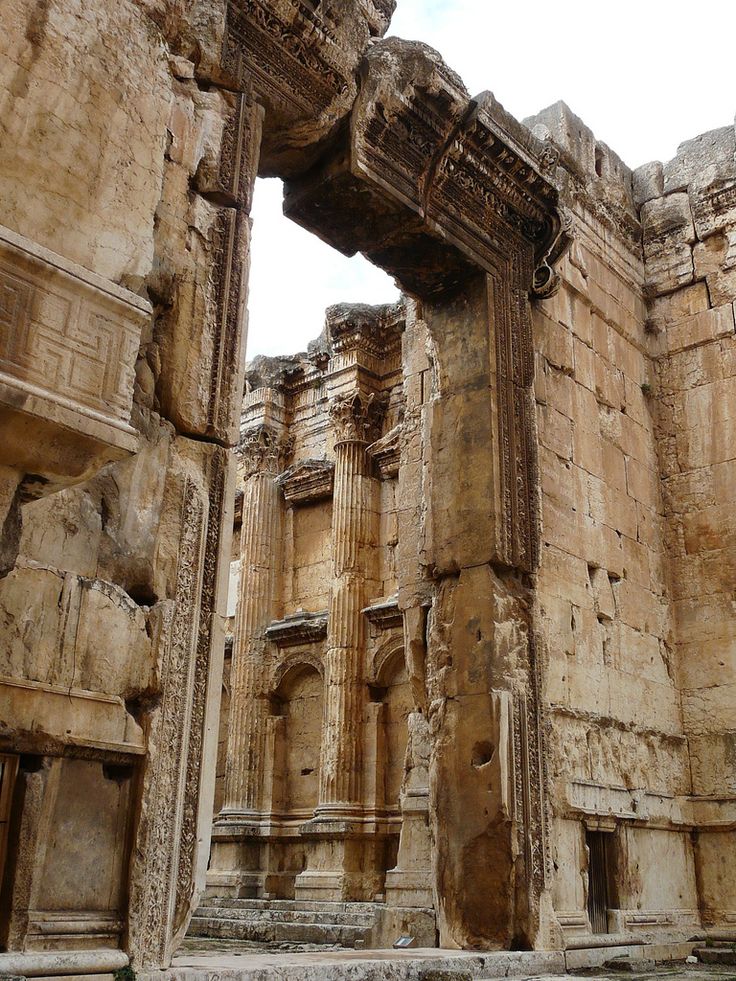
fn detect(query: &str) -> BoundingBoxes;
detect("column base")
[206,835,266,899]
[294,836,384,902]
[205,868,266,899]
[385,869,434,908]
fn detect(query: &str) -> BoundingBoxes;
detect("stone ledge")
[265,612,328,647]
[143,948,565,981]
[0,950,128,978]
[0,676,145,756]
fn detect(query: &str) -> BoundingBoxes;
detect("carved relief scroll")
[128,444,231,968]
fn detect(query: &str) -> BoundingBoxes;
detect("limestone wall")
[641,126,736,925]
[0,0,242,968]
[523,102,736,940]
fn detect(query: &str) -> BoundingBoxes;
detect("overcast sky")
[247,0,735,358]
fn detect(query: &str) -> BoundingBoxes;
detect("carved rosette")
[237,424,292,478]
[329,391,386,446]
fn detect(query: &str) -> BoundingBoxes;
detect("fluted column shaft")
[319,395,380,815]
[222,429,284,816]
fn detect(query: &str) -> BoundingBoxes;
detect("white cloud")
[247,179,399,358]
[247,1,735,359]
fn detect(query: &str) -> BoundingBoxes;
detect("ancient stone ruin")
[0,0,735,976]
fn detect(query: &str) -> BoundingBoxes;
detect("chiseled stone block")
[0,224,148,490]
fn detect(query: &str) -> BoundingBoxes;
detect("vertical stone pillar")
[317,392,382,818]
[222,425,288,817]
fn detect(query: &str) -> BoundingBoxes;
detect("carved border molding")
[128,475,205,968]
[128,448,229,968]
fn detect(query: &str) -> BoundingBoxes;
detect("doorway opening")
[586,829,612,934]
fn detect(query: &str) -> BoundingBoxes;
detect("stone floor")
[142,942,736,981]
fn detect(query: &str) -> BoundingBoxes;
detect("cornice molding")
[277,459,335,505]
[366,424,401,479]
[266,611,329,648]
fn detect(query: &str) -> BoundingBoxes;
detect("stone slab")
[0,951,128,978]
[143,948,565,981]
[564,941,697,970]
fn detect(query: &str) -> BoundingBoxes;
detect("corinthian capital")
[329,391,386,446]
[238,425,292,479]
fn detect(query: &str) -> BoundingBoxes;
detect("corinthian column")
[318,392,383,818]
[222,425,289,817]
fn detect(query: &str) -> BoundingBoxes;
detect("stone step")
[193,904,370,927]
[198,897,381,916]
[188,914,369,947]
[694,946,736,965]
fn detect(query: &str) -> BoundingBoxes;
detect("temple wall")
[3,0,736,963]
[0,0,171,287]
[643,125,736,925]
[525,104,703,939]
[0,0,244,968]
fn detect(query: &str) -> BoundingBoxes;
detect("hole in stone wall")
[594,145,604,177]
[127,583,158,607]
[102,763,135,784]
[471,741,495,768]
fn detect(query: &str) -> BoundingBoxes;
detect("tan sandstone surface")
[0,0,735,976]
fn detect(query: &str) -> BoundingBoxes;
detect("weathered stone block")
[663,126,736,195]
[632,161,664,206]
[693,230,736,306]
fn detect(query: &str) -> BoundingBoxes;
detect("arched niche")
[372,641,412,812]
[271,663,323,816]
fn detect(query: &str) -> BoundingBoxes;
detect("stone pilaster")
[317,392,383,817]
[221,425,289,817]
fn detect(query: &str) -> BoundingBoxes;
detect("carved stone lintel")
[277,459,334,505]
[266,611,329,648]
[220,0,393,176]
[329,391,386,446]
[285,44,566,299]
[238,424,292,478]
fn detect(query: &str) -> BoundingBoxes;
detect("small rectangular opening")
[0,755,19,894]
[586,829,611,934]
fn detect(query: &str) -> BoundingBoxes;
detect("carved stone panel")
[0,224,147,490]
[127,441,231,968]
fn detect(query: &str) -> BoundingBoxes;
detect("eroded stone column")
[317,392,382,817]
[222,426,288,816]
